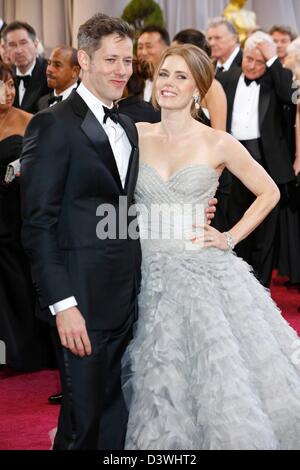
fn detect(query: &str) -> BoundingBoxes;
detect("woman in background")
[0,62,52,370]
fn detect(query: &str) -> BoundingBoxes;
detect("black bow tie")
[103,105,119,124]
[48,95,63,106]
[244,76,262,87]
[216,66,224,75]
[16,75,31,88]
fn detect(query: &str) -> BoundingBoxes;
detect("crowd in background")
[0,15,300,373]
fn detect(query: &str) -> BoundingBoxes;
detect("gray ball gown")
[123,163,300,450]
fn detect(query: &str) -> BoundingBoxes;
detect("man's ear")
[78,50,90,71]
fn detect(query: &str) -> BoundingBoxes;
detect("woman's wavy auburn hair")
[152,44,214,118]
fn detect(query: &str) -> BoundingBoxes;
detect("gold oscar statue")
[223,0,257,45]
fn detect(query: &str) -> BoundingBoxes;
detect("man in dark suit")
[20,14,217,449]
[20,14,141,450]
[37,45,81,406]
[207,18,242,79]
[38,45,81,112]
[217,31,295,287]
[2,21,50,113]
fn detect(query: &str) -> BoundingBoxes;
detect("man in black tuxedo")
[38,46,81,111]
[37,45,81,405]
[21,13,217,449]
[21,14,141,450]
[217,31,295,287]
[207,18,243,79]
[2,21,50,113]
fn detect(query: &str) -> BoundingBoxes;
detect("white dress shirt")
[49,82,78,107]
[49,82,132,315]
[16,59,36,106]
[143,79,153,102]
[231,56,278,141]
[231,74,261,140]
[217,46,240,71]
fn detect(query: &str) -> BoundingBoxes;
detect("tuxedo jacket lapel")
[81,110,124,193]
[20,59,49,112]
[225,68,242,131]
[259,76,271,129]
[118,114,138,199]
[125,146,138,200]
[71,92,124,193]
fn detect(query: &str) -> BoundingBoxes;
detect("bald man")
[38,46,80,110]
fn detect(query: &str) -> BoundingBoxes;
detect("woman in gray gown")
[123,44,300,450]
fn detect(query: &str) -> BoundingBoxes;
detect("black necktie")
[216,66,224,75]
[103,105,119,124]
[48,95,63,106]
[16,75,31,88]
[244,76,262,87]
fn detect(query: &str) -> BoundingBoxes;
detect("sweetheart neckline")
[140,162,219,184]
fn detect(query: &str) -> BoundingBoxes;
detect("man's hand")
[205,197,217,224]
[255,40,277,62]
[56,307,92,357]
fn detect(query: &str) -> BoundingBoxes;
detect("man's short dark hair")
[2,21,36,42]
[78,13,134,57]
[269,24,297,41]
[139,25,170,46]
[54,45,80,68]
[173,29,211,57]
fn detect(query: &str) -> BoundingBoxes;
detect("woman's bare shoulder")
[194,123,244,162]
[136,121,160,136]
[13,107,33,125]
[198,124,236,145]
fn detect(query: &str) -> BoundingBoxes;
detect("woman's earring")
[193,95,200,110]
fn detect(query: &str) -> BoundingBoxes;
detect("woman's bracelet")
[223,231,236,251]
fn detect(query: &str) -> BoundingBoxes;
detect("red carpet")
[0,369,60,450]
[0,275,299,450]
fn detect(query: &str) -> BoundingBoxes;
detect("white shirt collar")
[54,81,78,100]
[217,46,240,71]
[76,82,113,123]
[16,58,36,77]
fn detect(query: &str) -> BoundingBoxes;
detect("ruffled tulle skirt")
[123,246,300,450]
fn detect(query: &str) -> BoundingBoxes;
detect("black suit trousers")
[51,300,136,450]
